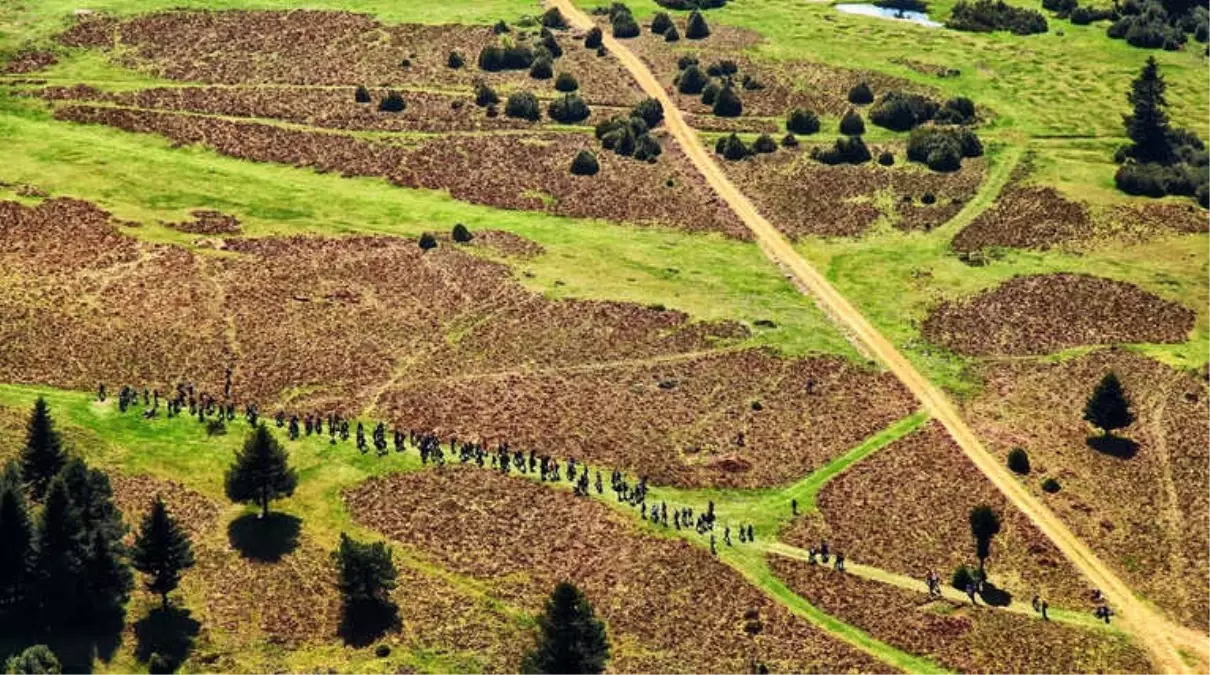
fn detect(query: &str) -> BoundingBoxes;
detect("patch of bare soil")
[345,467,892,674]
[722,149,985,238]
[54,104,747,238]
[771,557,1152,673]
[963,350,1210,630]
[922,273,1195,356]
[783,422,1091,609]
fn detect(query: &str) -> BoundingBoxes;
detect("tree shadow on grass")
[1087,435,1138,459]
[134,605,200,672]
[338,601,401,648]
[31,609,126,673]
[979,582,1013,608]
[227,512,301,562]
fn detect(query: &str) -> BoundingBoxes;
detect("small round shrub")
[571,149,601,175]
[686,9,711,39]
[447,51,465,69]
[634,133,663,162]
[700,81,721,105]
[374,644,392,658]
[1007,447,1031,475]
[706,59,738,77]
[716,133,750,161]
[548,93,591,123]
[632,98,665,128]
[354,85,371,103]
[839,109,865,136]
[712,84,743,117]
[781,133,799,148]
[878,150,894,166]
[505,91,541,121]
[1042,477,1061,493]
[676,64,709,94]
[541,6,567,29]
[651,11,673,34]
[475,82,499,107]
[585,26,603,48]
[613,12,641,38]
[493,19,509,34]
[752,133,778,153]
[529,56,553,79]
[554,71,579,92]
[848,81,874,105]
[485,104,498,117]
[418,232,438,250]
[452,223,473,243]
[664,24,681,41]
[378,90,405,112]
[787,108,820,135]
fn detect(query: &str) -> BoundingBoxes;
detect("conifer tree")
[1123,57,1173,164]
[1084,372,1135,437]
[132,496,196,608]
[21,397,66,500]
[224,425,298,519]
[686,10,711,39]
[523,582,609,674]
[0,462,33,619]
[33,476,87,629]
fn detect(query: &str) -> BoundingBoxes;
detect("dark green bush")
[878,150,895,166]
[1042,477,1062,493]
[839,110,865,136]
[377,90,405,112]
[947,0,1049,34]
[700,81,721,105]
[705,59,738,77]
[812,136,872,165]
[475,82,499,107]
[505,91,541,121]
[493,19,510,34]
[1007,447,1031,475]
[634,133,663,161]
[951,564,982,590]
[651,11,674,34]
[541,7,568,29]
[478,44,535,71]
[585,26,603,48]
[712,84,743,117]
[922,191,937,204]
[787,108,821,135]
[781,133,799,147]
[447,51,465,69]
[548,93,591,123]
[664,24,681,41]
[752,133,778,153]
[716,133,751,160]
[571,149,601,175]
[906,127,983,171]
[555,71,579,92]
[530,56,553,79]
[632,98,665,128]
[612,9,641,38]
[677,55,700,70]
[869,91,940,131]
[419,232,438,250]
[686,9,711,38]
[675,64,709,94]
[452,223,473,242]
[848,81,874,105]
[354,85,371,103]
[935,96,977,125]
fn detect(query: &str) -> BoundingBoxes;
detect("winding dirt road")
[548,1,1209,671]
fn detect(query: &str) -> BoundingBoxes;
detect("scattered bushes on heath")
[787,108,821,135]
[812,136,872,165]
[505,91,541,121]
[571,149,601,175]
[947,0,1049,35]
[906,126,984,171]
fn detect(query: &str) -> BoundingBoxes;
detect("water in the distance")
[834,3,943,28]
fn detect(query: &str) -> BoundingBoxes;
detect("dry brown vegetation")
[721,149,985,238]
[163,209,242,235]
[963,350,1210,630]
[2,50,57,73]
[770,557,1153,674]
[783,422,1091,608]
[346,466,892,673]
[922,273,1196,356]
[109,472,223,539]
[0,198,908,488]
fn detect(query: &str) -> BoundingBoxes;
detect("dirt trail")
[548,1,1209,670]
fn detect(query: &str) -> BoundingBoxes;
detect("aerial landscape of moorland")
[0,0,1206,673]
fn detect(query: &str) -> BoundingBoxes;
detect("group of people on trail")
[98,378,762,558]
[804,540,845,571]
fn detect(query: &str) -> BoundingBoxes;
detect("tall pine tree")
[1084,372,1135,437]
[0,461,34,621]
[1123,57,1173,165]
[59,458,133,620]
[21,397,66,500]
[225,425,298,518]
[969,505,1001,575]
[33,476,87,631]
[132,496,195,608]
[523,582,609,674]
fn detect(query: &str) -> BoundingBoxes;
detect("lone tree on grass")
[21,397,66,500]
[131,496,195,609]
[1084,372,1134,438]
[968,504,1001,575]
[1123,57,1172,165]
[224,425,297,519]
[522,582,609,674]
[418,232,438,250]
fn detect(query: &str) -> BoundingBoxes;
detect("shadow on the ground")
[979,581,1013,608]
[1086,435,1138,459]
[227,511,301,562]
[133,605,200,673]
[338,600,401,648]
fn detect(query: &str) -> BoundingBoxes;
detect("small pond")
[834,3,943,28]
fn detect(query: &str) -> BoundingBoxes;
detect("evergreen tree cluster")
[905,126,984,171]
[593,98,665,162]
[1113,58,1208,207]
[869,91,976,132]
[1103,0,1208,50]
[812,136,873,165]
[0,399,154,668]
[1042,0,1117,26]
[671,55,745,117]
[654,0,728,9]
[946,0,1049,35]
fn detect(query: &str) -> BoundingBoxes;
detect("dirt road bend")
[548,1,1209,670]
